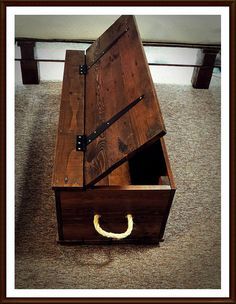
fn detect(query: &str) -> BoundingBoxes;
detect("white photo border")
[7,5,229,298]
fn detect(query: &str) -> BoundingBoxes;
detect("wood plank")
[55,190,64,240]
[63,214,162,241]
[85,40,135,186]
[158,138,176,239]
[52,50,85,188]
[58,52,85,133]
[60,189,171,214]
[52,133,84,187]
[160,137,176,190]
[118,16,166,143]
[96,162,131,186]
[85,15,166,186]
[86,15,129,68]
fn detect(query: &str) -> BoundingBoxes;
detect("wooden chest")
[52,15,176,245]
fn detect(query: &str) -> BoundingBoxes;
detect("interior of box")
[129,140,170,185]
[96,139,170,186]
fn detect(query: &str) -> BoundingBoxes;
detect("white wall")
[15,15,221,44]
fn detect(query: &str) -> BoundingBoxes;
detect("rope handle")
[93,214,133,239]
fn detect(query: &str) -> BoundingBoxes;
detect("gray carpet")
[15,79,221,289]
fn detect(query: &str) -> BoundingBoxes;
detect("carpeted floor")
[15,79,221,289]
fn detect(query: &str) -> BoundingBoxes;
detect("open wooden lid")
[84,15,166,187]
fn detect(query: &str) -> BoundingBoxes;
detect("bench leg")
[17,41,39,85]
[191,48,219,89]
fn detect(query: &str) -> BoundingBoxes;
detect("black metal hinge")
[79,64,88,75]
[76,135,87,151]
[76,94,144,151]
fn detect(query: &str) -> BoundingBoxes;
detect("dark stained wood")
[17,41,35,58]
[60,188,171,215]
[158,138,176,239]
[191,48,220,89]
[63,214,162,242]
[159,188,176,241]
[52,50,85,188]
[107,162,131,185]
[160,137,176,190]
[60,188,170,242]
[58,237,160,245]
[57,136,175,242]
[17,41,39,84]
[85,42,137,186]
[86,15,129,68]
[55,190,64,241]
[85,15,166,186]
[52,16,176,245]
[96,162,131,186]
[52,133,84,187]
[19,60,39,84]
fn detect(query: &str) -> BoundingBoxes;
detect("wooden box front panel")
[57,188,173,244]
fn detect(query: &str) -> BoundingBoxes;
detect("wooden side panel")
[85,15,166,186]
[160,137,176,190]
[60,188,171,243]
[52,50,85,188]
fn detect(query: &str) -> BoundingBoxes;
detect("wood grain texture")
[57,136,175,242]
[96,162,131,186]
[86,15,129,68]
[85,15,166,186]
[52,17,176,245]
[52,50,85,188]
[60,188,171,242]
[60,189,171,215]
[63,214,162,242]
